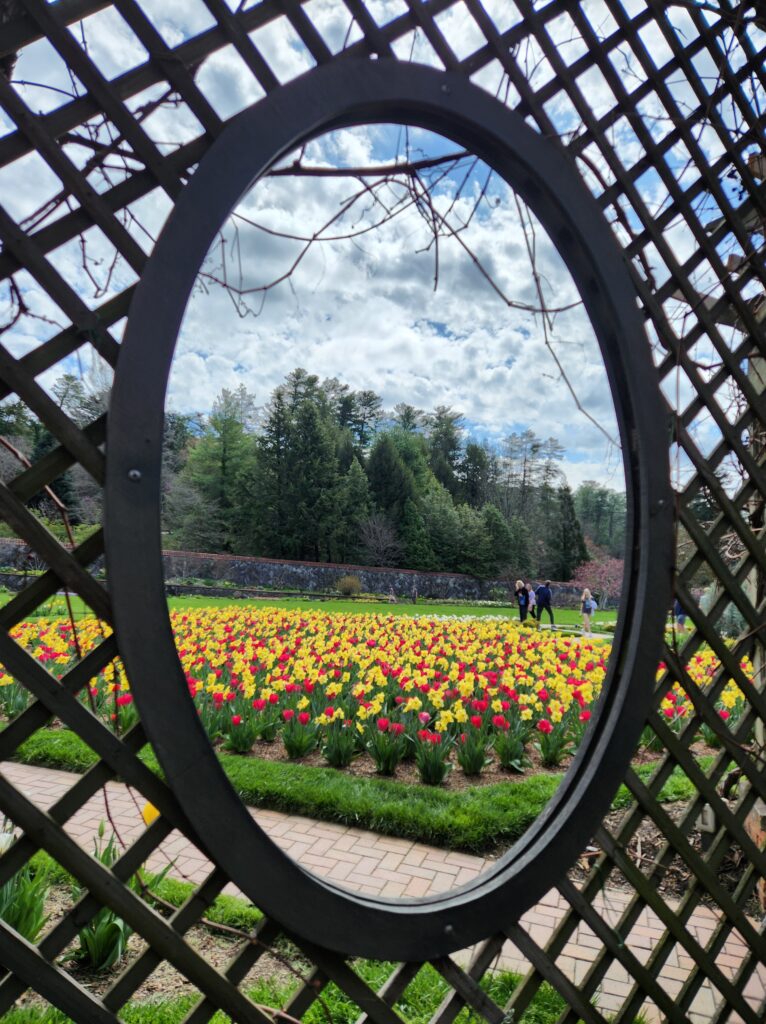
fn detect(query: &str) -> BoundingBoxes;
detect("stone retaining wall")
[0,538,603,607]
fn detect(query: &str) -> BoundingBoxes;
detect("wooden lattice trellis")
[0,1,763,1023]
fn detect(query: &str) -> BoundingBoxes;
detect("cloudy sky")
[167,121,627,489]
[0,0,760,493]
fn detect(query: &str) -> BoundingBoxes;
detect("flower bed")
[0,608,751,784]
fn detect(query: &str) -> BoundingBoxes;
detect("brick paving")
[4,761,765,1022]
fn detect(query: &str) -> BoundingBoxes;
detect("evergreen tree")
[392,403,423,432]
[549,484,589,580]
[0,398,37,446]
[481,503,512,570]
[507,515,533,577]
[335,457,371,562]
[51,373,109,426]
[460,442,495,508]
[454,504,493,577]
[422,485,462,571]
[181,386,255,550]
[425,406,464,497]
[388,428,435,492]
[400,499,437,570]
[283,368,321,408]
[351,390,383,451]
[245,391,292,556]
[366,434,416,526]
[574,480,626,556]
[28,429,80,521]
[288,400,340,560]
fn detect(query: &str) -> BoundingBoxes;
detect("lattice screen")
[0,1,764,1023]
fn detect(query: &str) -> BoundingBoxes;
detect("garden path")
[3,761,763,1024]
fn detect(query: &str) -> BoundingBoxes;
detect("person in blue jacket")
[535,580,554,625]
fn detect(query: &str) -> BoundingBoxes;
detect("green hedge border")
[13,729,704,854]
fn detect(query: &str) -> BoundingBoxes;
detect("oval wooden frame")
[105,59,672,960]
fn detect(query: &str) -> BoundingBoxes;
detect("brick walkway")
[3,761,764,1023]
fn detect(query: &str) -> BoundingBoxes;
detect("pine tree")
[245,391,292,557]
[460,442,495,508]
[288,400,340,561]
[421,485,462,571]
[549,484,589,580]
[181,386,255,551]
[366,435,416,527]
[425,405,464,497]
[400,499,437,570]
[29,430,80,522]
[335,457,371,562]
[507,515,533,577]
[481,503,512,572]
[454,504,493,577]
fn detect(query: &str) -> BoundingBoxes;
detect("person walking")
[535,580,554,626]
[526,582,537,621]
[581,587,594,637]
[514,579,529,622]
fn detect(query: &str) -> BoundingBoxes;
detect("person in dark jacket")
[535,581,554,625]
[514,579,529,622]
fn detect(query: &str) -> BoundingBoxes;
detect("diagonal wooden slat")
[0,775,273,1024]
[0,3,764,1022]
[0,920,120,1024]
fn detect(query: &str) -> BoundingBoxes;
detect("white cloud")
[164,125,627,487]
[3,0,755,501]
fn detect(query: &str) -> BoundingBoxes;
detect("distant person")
[674,598,686,631]
[388,587,396,604]
[526,582,537,620]
[515,579,529,622]
[581,587,595,637]
[411,584,418,605]
[535,580,554,625]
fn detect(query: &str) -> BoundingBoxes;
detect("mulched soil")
[237,736,707,790]
[571,800,762,919]
[12,887,297,1011]
[244,735,570,788]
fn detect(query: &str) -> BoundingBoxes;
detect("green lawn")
[1,588,618,627]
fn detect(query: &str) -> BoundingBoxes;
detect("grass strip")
[27,850,264,933]
[3,962,574,1024]
[13,730,708,854]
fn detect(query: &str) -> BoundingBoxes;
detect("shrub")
[337,575,362,597]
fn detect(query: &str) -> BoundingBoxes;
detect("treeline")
[161,369,624,579]
[0,369,626,581]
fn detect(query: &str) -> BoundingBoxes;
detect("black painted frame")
[105,58,672,960]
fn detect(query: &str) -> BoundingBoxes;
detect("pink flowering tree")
[571,544,624,609]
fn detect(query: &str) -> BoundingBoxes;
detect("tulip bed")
[0,607,751,785]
